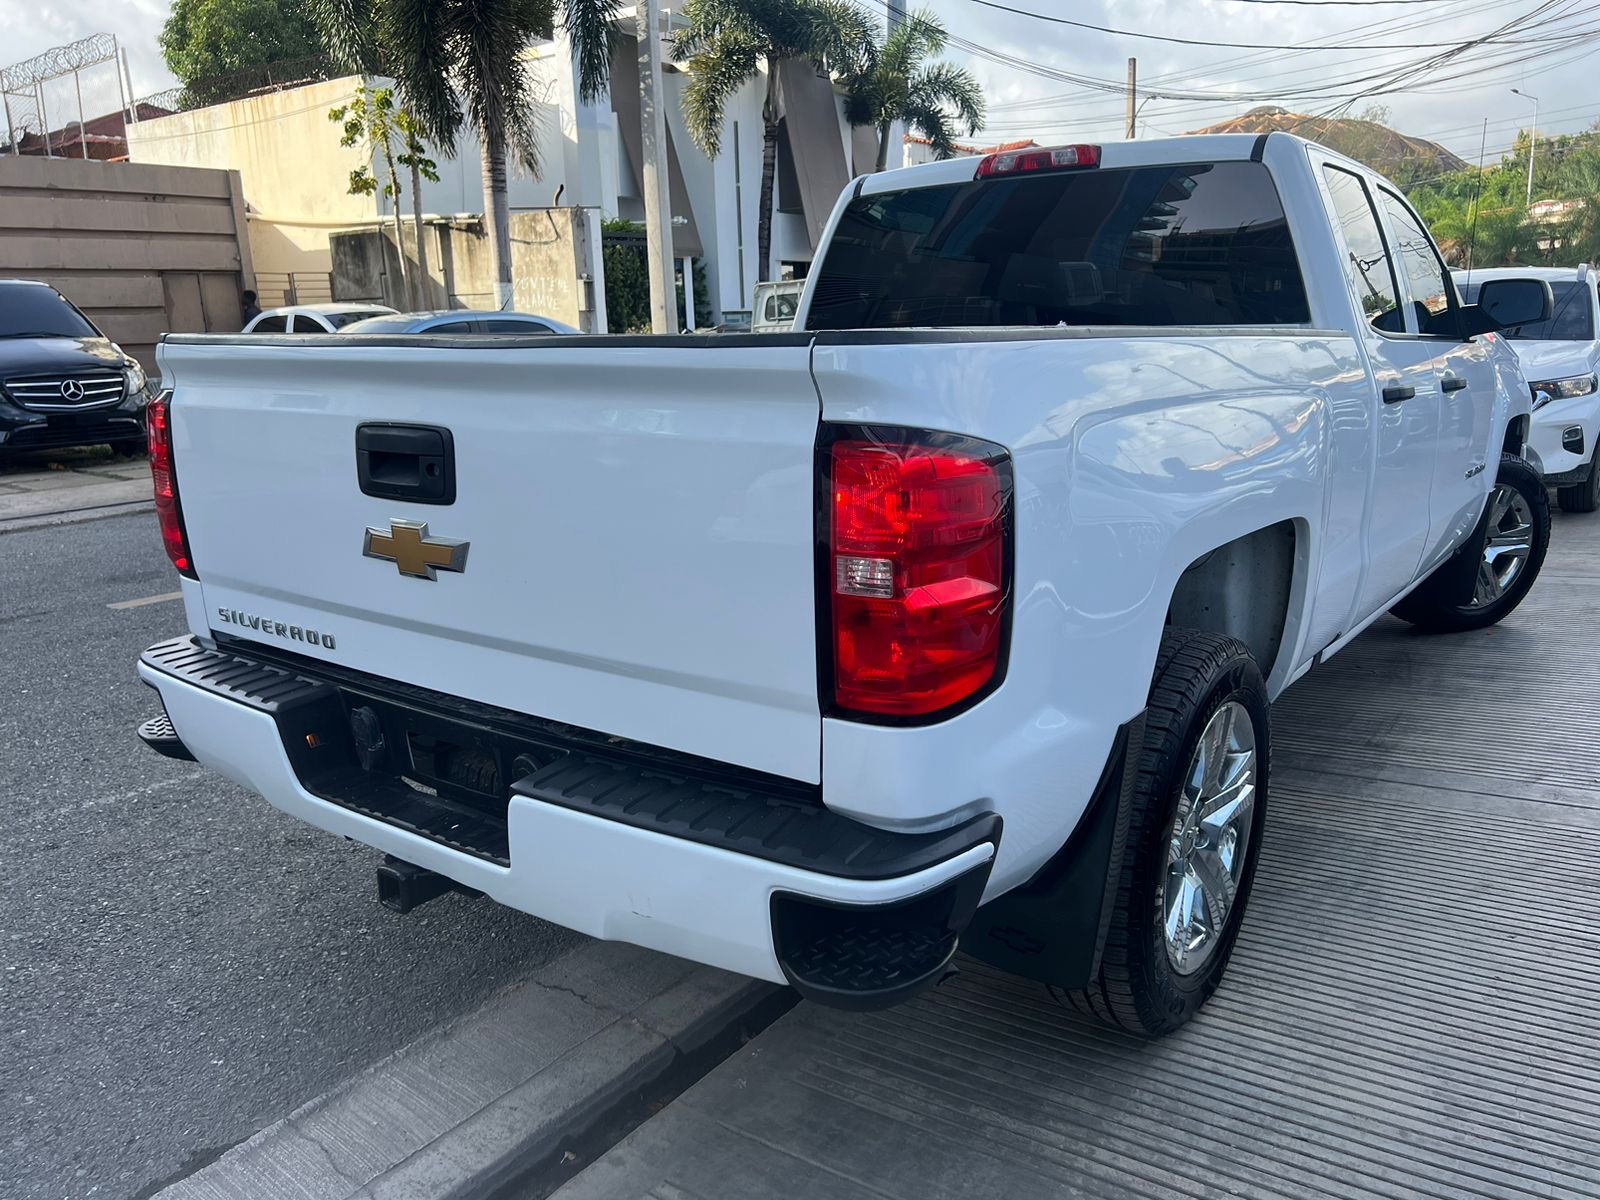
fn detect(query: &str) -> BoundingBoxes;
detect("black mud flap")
[959,716,1142,989]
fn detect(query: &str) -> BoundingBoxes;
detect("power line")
[962,0,1587,51]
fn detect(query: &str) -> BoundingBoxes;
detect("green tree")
[330,85,439,307]
[674,0,876,281]
[160,0,321,104]
[842,8,982,171]
[311,0,620,308]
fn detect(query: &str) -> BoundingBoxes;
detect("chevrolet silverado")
[135,134,1552,1036]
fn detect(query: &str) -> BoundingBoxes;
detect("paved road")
[0,513,584,1200]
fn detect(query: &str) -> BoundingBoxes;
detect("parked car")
[0,279,153,456]
[244,303,398,333]
[1455,265,1600,511]
[137,134,1551,1038]
[752,280,803,332]
[340,310,580,336]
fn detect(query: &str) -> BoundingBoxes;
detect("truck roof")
[1452,266,1592,284]
[854,132,1368,199]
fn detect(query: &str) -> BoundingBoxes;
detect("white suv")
[1456,265,1600,511]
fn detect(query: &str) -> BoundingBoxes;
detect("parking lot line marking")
[108,591,183,610]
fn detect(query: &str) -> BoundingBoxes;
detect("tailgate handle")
[356,423,456,505]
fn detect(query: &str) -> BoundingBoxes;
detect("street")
[0,512,582,1200]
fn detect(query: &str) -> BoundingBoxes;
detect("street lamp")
[1511,88,1539,208]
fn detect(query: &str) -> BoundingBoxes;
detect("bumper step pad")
[136,712,195,762]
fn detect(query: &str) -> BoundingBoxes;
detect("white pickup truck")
[137,134,1552,1037]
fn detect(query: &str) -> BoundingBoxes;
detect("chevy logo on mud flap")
[362,520,470,581]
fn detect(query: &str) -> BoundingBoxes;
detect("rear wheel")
[1391,453,1550,632]
[1556,451,1599,513]
[1061,629,1269,1038]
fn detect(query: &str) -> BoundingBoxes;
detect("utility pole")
[638,0,679,335]
[1126,58,1137,140]
[1511,88,1539,208]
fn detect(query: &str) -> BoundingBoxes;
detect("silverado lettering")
[216,608,335,649]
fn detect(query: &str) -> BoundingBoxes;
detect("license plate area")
[273,687,572,864]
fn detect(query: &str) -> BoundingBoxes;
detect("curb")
[148,942,790,1200]
[0,497,153,535]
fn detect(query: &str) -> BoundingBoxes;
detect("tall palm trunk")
[481,129,513,308]
[757,62,780,283]
[383,145,411,307]
[409,154,431,308]
[875,121,893,172]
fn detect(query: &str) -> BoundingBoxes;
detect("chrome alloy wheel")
[1163,700,1257,976]
[1469,484,1535,609]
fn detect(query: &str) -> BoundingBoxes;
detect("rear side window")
[805,161,1309,330]
[325,309,390,329]
[251,314,288,333]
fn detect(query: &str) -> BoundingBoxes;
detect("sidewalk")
[152,942,786,1200]
[0,449,152,531]
[553,512,1600,1200]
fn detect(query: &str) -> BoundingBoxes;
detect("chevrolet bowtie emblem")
[363,520,470,580]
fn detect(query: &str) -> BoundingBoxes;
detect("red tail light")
[146,393,196,578]
[975,144,1100,179]
[825,430,1012,719]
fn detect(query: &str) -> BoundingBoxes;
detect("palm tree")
[312,0,619,307]
[675,0,875,282]
[844,8,982,172]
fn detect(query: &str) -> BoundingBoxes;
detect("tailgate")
[161,336,823,783]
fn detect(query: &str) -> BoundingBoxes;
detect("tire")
[1556,452,1599,513]
[1390,452,1550,633]
[1061,628,1269,1038]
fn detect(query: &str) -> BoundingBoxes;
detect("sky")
[2,0,1597,168]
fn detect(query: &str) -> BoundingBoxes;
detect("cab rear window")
[806,161,1310,331]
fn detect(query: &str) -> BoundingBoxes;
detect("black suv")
[0,279,153,456]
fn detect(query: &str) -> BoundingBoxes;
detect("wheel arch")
[1164,518,1309,697]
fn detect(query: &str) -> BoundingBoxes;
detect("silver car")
[340,311,579,336]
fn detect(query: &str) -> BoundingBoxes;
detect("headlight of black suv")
[123,359,147,399]
[1530,373,1598,410]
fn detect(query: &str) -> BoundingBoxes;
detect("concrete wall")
[0,156,253,371]
[330,207,602,331]
[126,77,374,277]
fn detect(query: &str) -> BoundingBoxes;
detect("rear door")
[1373,186,1497,565]
[1318,162,1442,613]
[162,337,824,783]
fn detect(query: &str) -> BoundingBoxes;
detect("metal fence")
[255,272,334,308]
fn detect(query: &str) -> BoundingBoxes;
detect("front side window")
[1376,189,1460,337]
[483,318,552,334]
[806,160,1310,330]
[1322,166,1402,334]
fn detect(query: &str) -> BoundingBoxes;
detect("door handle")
[356,423,456,505]
[1441,375,1469,393]
[1382,385,1416,404]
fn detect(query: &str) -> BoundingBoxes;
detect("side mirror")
[1461,277,1554,337]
